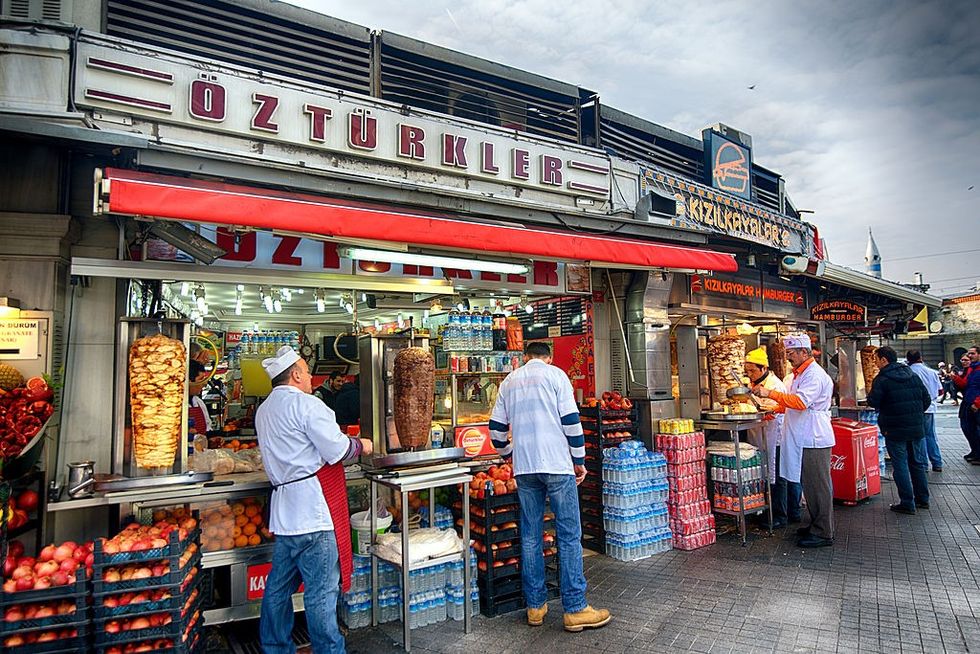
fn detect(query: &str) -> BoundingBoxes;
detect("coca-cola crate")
[670,513,716,536]
[0,593,87,635]
[673,529,716,551]
[0,569,88,606]
[668,487,709,506]
[94,526,201,568]
[661,446,706,465]
[666,461,706,478]
[92,548,201,596]
[654,431,706,451]
[1,621,88,654]
[667,472,707,492]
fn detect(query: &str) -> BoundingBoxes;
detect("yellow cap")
[745,347,769,367]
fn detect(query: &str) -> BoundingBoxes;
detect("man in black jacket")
[867,346,933,515]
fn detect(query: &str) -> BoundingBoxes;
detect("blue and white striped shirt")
[488,358,584,476]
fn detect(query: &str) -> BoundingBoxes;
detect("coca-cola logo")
[830,454,846,471]
[863,436,877,448]
[868,465,880,478]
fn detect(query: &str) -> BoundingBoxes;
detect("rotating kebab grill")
[359,333,466,472]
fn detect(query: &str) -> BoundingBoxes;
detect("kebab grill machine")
[104,318,212,491]
[359,332,466,471]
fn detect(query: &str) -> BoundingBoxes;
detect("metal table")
[367,468,473,652]
[698,419,773,546]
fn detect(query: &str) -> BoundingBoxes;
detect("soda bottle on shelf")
[481,309,493,351]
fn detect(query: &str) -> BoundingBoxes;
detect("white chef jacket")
[256,385,352,535]
[746,371,786,484]
[779,359,835,483]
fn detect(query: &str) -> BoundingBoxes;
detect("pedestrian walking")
[489,341,611,632]
[751,334,835,548]
[937,363,954,404]
[867,347,931,514]
[954,346,980,462]
[906,351,944,471]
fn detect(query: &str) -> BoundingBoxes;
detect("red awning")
[100,167,737,272]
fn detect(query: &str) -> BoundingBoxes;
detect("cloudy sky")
[288,0,979,295]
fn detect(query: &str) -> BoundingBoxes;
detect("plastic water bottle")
[446,311,459,351]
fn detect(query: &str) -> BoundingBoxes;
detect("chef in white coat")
[743,347,800,528]
[752,334,835,548]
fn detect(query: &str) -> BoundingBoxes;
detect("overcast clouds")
[288,0,980,295]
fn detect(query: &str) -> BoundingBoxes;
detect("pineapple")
[0,363,24,391]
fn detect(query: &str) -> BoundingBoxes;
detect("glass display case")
[434,371,509,428]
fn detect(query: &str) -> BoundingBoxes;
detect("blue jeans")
[960,403,980,457]
[516,473,588,613]
[923,413,942,468]
[885,439,929,510]
[771,448,803,522]
[260,530,344,654]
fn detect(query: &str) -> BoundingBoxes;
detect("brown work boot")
[563,605,611,632]
[527,603,548,626]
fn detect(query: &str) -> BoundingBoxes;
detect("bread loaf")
[860,346,879,395]
[130,333,186,469]
[393,347,435,449]
[707,335,746,406]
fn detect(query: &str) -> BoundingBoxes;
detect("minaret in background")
[865,227,882,278]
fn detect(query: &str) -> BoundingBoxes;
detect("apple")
[150,538,167,549]
[72,548,88,563]
[35,561,59,577]
[103,596,118,608]
[11,566,33,580]
[4,556,17,578]
[3,579,17,592]
[103,541,120,554]
[57,600,75,615]
[59,559,78,574]
[133,645,153,653]
[7,541,24,559]
[130,616,151,630]
[103,569,121,583]
[14,576,34,591]
[131,592,150,604]
[85,553,95,569]
[118,594,132,606]
[38,544,57,562]
[105,620,121,634]
[121,568,134,581]
[33,576,52,589]
[17,557,34,569]
[151,564,166,577]
[53,544,76,563]
[37,631,57,642]
[12,510,28,529]
[4,607,24,622]
[119,541,134,552]
[50,571,69,587]
[4,635,24,646]
[132,567,152,580]
[34,606,55,619]
[23,605,37,619]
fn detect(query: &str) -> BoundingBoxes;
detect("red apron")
[316,462,353,593]
[187,402,208,435]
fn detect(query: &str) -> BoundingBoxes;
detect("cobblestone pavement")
[224,405,980,653]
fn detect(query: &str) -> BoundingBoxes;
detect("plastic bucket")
[350,510,392,555]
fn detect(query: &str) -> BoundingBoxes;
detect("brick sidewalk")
[341,404,980,653]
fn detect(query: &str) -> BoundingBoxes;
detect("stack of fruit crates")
[578,401,639,551]
[655,420,716,551]
[0,572,89,653]
[602,441,672,560]
[454,484,557,617]
[91,518,204,653]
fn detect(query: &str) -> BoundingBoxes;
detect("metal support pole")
[401,489,411,652]
[370,480,379,627]
[463,482,472,633]
[732,429,747,546]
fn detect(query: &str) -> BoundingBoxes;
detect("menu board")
[518,297,589,339]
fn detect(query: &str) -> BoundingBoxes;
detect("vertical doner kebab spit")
[860,346,879,395]
[393,347,435,450]
[129,333,186,469]
[706,334,746,408]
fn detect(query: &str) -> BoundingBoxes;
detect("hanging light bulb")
[236,284,245,292]
[282,288,293,302]
[273,289,283,313]
[360,293,367,302]
[263,292,274,313]
[524,303,534,315]
[195,285,207,313]
[180,282,191,297]
[397,312,405,329]
[234,298,243,316]
[315,289,325,313]
[195,315,204,326]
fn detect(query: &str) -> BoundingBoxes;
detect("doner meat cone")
[707,334,746,407]
[130,333,186,469]
[393,347,434,449]
[860,346,879,395]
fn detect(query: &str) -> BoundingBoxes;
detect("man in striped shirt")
[489,342,611,633]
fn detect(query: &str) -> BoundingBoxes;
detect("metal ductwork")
[624,271,673,401]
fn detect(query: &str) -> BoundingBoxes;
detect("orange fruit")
[152,510,168,522]
[244,505,259,518]
[249,514,263,526]
[235,515,248,527]
[232,526,242,538]
[221,538,234,550]
[242,523,257,536]
[247,534,261,546]
[231,504,245,516]
[234,535,248,548]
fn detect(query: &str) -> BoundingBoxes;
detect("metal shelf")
[373,550,465,572]
[201,544,275,569]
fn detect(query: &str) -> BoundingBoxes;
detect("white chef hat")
[782,333,811,350]
[262,346,301,380]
